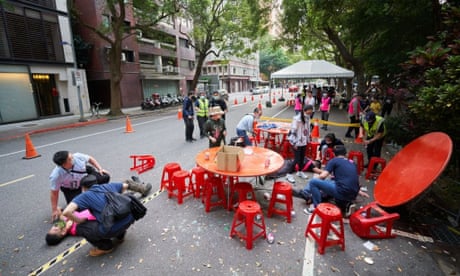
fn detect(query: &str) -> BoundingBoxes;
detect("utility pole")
[66,13,86,122]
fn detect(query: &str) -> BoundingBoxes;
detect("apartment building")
[73,1,196,108]
[0,0,89,123]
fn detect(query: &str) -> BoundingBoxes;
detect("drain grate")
[431,224,460,245]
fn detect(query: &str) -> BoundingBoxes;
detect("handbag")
[101,191,132,233]
[126,194,147,220]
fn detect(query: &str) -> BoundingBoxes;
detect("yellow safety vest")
[196,98,209,117]
[363,116,386,138]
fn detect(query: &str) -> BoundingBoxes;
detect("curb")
[0,118,108,142]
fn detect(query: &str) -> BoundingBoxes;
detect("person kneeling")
[293,145,360,215]
[61,175,147,256]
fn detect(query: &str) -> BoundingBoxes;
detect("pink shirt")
[320,97,331,112]
[69,209,96,236]
[294,97,302,111]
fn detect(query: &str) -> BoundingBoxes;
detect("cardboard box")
[216,146,245,172]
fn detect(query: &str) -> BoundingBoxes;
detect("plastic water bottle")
[267,233,275,244]
[264,157,270,168]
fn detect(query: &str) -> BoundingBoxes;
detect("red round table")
[374,132,452,207]
[196,146,284,177]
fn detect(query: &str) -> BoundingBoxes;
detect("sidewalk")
[0,106,157,141]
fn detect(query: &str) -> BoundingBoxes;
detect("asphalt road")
[0,90,457,275]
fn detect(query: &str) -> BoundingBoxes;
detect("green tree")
[398,2,460,175]
[70,0,180,116]
[259,37,290,81]
[180,0,269,91]
[280,0,437,93]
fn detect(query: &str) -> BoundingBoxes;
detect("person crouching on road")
[61,175,150,256]
[204,106,227,148]
[49,150,110,221]
[294,145,360,214]
[235,107,262,146]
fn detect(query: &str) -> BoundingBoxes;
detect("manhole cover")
[20,124,38,128]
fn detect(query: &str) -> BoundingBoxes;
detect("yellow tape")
[29,189,163,276]
[260,116,360,128]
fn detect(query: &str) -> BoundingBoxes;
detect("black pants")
[183,117,194,141]
[345,115,360,137]
[381,104,393,117]
[76,220,132,250]
[366,138,384,161]
[293,145,306,172]
[197,116,208,137]
[60,186,82,204]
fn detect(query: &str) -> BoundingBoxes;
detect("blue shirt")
[72,183,134,235]
[325,157,360,200]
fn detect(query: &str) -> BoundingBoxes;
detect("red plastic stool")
[230,200,266,250]
[365,157,387,180]
[280,140,294,159]
[229,182,256,210]
[160,162,182,191]
[305,203,345,254]
[322,148,335,165]
[349,201,400,239]
[130,155,155,174]
[203,175,227,212]
[264,133,278,150]
[267,181,293,223]
[348,150,364,174]
[168,170,194,204]
[190,166,208,198]
[305,142,320,160]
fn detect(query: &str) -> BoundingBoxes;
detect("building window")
[102,15,110,28]
[121,50,134,62]
[0,5,64,61]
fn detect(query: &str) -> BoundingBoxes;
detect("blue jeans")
[236,128,252,146]
[304,178,343,207]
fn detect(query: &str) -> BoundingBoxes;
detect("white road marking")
[0,174,34,187]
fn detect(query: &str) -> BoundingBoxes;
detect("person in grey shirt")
[236,107,262,146]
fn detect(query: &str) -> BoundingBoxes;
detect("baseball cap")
[365,111,376,122]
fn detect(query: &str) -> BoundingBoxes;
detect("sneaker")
[286,173,295,183]
[131,175,141,183]
[296,171,308,179]
[303,205,315,214]
[344,203,357,218]
[89,247,113,257]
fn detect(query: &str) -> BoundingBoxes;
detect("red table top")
[257,122,291,135]
[374,132,452,207]
[195,146,284,177]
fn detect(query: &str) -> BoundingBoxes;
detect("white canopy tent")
[271,60,354,79]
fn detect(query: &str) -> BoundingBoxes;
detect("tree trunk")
[190,53,206,93]
[108,42,124,116]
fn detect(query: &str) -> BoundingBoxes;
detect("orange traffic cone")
[125,116,134,133]
[243,96,247,103]
[258,101,263,112]
[311,119,320,139]
[23,133,40,159]
[234,98,238,105]
[355,127,364,143]
[177,108,183,120]
[251,95,254,102]
[272,97,276,104]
